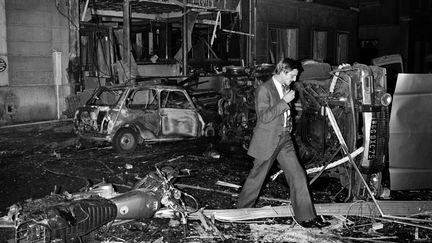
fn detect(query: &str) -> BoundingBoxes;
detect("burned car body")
[74,83,217,153]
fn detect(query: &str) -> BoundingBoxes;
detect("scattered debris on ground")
[1,121,432,242]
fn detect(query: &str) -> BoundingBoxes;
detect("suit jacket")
[247,78,291,160]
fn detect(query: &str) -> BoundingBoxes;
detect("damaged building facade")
[0,0,360,125]
[243,0,359,65]
[0,0,431,125]
[1,0,430,125]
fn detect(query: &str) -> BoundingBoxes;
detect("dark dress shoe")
[299,217,331,229]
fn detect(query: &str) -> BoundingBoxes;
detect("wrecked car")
[294,62,391,198]
[218,61,392,199]
[74,83,218,153]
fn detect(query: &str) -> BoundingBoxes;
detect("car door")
[159,89,201,138]
[126,88,160,137]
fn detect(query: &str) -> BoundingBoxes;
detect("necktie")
[281,84,292,130]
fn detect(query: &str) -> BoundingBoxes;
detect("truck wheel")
[113,128,138,153]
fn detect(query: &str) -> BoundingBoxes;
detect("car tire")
[113,128,138,153]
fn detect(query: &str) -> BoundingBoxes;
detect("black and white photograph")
[0,0,432,242]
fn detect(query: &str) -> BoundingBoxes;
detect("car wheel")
[113,128,138,153]
[204,125,215,137]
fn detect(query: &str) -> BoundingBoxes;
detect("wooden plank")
[190,201,432,221]
[175,183,291,203]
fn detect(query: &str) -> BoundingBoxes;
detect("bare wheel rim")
[120,133,135,150]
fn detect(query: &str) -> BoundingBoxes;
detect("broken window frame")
[312,30,328,62]
[87,88,125,106]
[127,88,159,110]
[80,26,113,78]
[336,31,349,64]
[160,90,194,109]
[268,26,299,63]
[130,22,180,63]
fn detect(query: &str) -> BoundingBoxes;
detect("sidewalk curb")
[0,119,73,129]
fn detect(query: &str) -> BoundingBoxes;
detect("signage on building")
[187,0,215,8]
[0,57,6,72]
[188,0,240,11]
[142,0,215,7]
[141,0,239,11]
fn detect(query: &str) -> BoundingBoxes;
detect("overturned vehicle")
[74,83,218,153]
[295,62,391,198]
[219,62,392,199]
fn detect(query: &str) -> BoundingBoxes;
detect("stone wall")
[0,0,71,124]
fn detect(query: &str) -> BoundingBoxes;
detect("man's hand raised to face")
[282,89,295,103]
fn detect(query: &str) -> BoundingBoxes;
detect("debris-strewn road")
[0,120,431,242]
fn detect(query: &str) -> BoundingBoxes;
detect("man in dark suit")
[237,58,330,228]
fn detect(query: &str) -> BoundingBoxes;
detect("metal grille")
[16,221,48,243]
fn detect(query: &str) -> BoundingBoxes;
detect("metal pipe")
[182,1,188,75]
[374,216,432,231]
[109,27,115,77]
[165,23,168,59]
[210,11,220,46]
[81,0,90,22]
[222,29,254,37]
[248,0,252,65]
[253,0,256,64]
[325,106,385,217]
[123,0,132,83]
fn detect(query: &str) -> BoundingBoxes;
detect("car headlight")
[380,93,392,106]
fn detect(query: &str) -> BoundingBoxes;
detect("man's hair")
[275,58,303,74]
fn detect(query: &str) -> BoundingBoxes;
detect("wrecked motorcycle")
[0,166,198,242]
